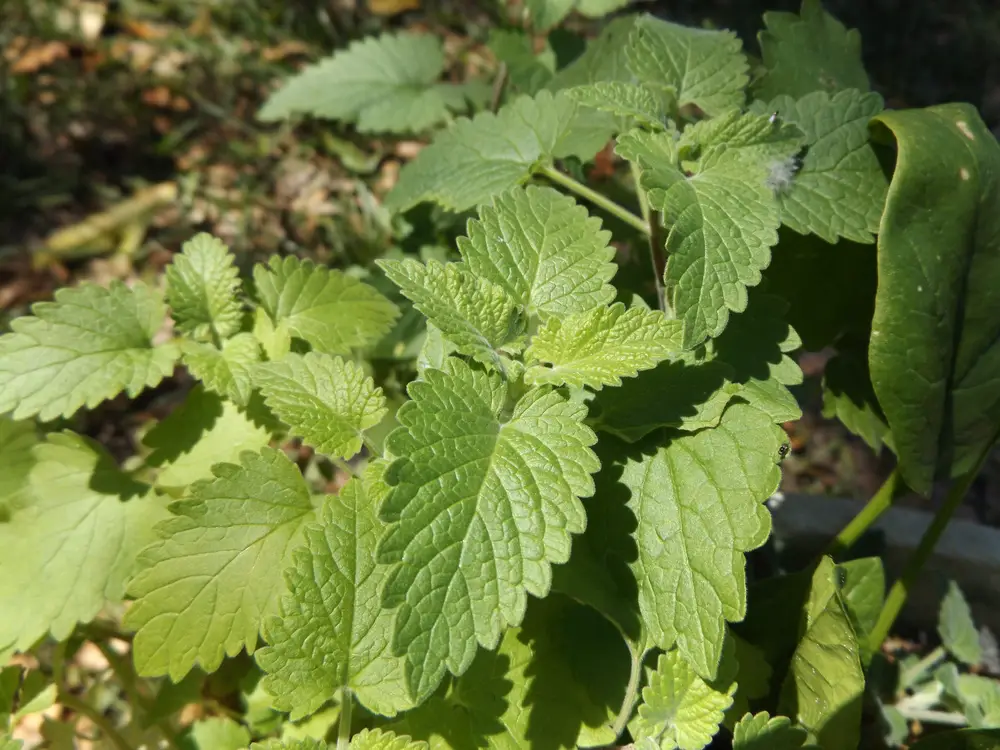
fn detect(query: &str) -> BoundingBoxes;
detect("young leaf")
[385,90,614,213]
[754,0,869,101]
[525,303,682,389]
[625,14,748,116]
[259,33,476,133]
[181,333,261,407]
[869,105,1000,494]
[731,712,808,750]
[126,447,319,680]
[753,90,887,243]
[565,82,668,131]
[621,403,785,678]
[379,358,598,700]
[940,581,983,667]
[187,717,250,750]
[251,739,326,750]
[630,649,736,749]
[0,281,179,421]
[255,352,386,460]
[257,471,409,720]
[165,233,243,341]
[351,729,426,750]
[0,432,169,652]
[456,185,617,317]
[377,259,525,368]
[254,256,399,356]
[0,417,37,518]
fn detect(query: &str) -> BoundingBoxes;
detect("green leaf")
[351,729,426,750]
[625,14,748,117]
[821,349,892,454]
[754,0,868,101]
[257,471,409,720]
[0,738,22,750]
[377,259,525,369]
[731,712,808,750]
[385,90,614,213]
[955,674,1000,728]
[259,33,474,133]
[187,717,250,750]
[837,557,885,667]
[488,30,555,96]
[379,358,598,700]
[869,105,1000,494]
[526,0,629,29]
[253,306,293,361]
[165,233,243,341]
[251,739,327,750]
[630,649,736,750]
[181,333,261,407]
[526,304,681,389]
[940,581,982,667]
[754,90,888,243]
[457,185,617,317]
[254,256,399,356]
[548,16,637,90]
[0,417,37,519]
[621,403,785,678]
[255,352,386,460]
[143,386,272,490]
[566,83,669,131]
[126,447,319,680]
[0,432,168,652]
[777,557,864,750]
[907,729,1000,750]
[727,637,773,730]
[0,281,179,420]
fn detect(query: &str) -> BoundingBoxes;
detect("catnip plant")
[2,1,1000,749]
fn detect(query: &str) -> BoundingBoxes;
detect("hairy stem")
[825,468,901,557]
[337,687,353,750]
[539,165,649,236]
[868,437,998,653]
[628,161,666,312]
[59,691,135,750]
[611,643,646,739]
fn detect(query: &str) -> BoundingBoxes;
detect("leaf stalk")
[538,165,649,236]
[825,467,900,557]
[610,643,646,739]
[337,687,353,750]
[628,161,667,312]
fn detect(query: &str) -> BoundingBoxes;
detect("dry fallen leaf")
[367,0,420,16]
[11,41,70,74]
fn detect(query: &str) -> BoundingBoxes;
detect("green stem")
[337,687,353,750]
[611,643,646,739]
[825,468,901,557]
[868,438,998,654]
[539,165,649,236]
[899,646,946,694]
[628,161,666,312]
[59,691,135,750]
[894,707,967,727]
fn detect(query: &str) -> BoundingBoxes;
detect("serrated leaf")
[254,256,398,356]
[625,14,748,117]
[378,259,524,369]
[166,233,243,341]
[255,352,386,460]
[181,333,261,406]
[259,33,474,133]
[126,447,319,680]
[821,349,892,454]
[457,185,617,317]
[621,403,784,678]
[631,649,736,750]
[488,30,555,96]
[956,674,1000,728]
[351,729,425,750]
[0,417,37,519]
[754,0,868,101]
[379,358,598,700]
[777,557,864,750]
[526,0,629,29]
[549,16,637,90]
[385,90,614,213]
[566,83,669,131]
[253,306,293,361]
[0,281,179,420]
[940,581,982,667]
[251,739,326,750]
[257,472,409,720]
[731,712,808,750]
[0,432,168,652]
[188,717,250,750]
[753,90,887,243]
[525,303,681,388]
[143,386,272,490]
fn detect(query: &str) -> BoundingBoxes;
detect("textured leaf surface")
[257,472,408,719]
[166,233,242,340]
[731,712,808,750]
[0,417,37,518]
[255,256,398,355]
[869,105,1000,494]
[625,15,748,116]
[566,83,668,130]
[259,33,471,133]
[378,259,524,368]
[188,717,250,750]
[0,281,179,420]
[351,729,426,750]
[251,739,327,750]
[457,185,616,317]
[631,650,735,750]
[754,0,868,101]
[940,581,982,666]
[181,334,260,407]
[488,30,554,95]
[379,359,598,700]
[126,448,318,680]
[255,352,386,459]
[621,404,784,677]
[548,16,636,89]
[821,350,892,453]
[755,90,887,243]
[0,433,168,651]
[837,557,884,667]
[525,304,681,388]
[385,90,614,213]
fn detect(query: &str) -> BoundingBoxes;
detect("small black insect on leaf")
[778,442,790,461]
